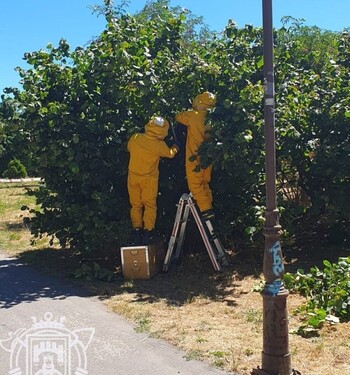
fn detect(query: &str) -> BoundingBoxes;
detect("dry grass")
[0,183,41,255]
[106,256,350,375]
[2,184,350,375]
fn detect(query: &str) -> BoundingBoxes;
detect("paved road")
[0,252,232,375]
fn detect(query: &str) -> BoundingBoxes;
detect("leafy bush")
[284,257,350,334]
[0,97,37,176]
[2,158,27,178]
[1,2,349,258]
[73,262,115,282]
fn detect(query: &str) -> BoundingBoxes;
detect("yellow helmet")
[145,116,169,139]
[192,91,217,110]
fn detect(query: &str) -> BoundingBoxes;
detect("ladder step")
[163,193,229,272]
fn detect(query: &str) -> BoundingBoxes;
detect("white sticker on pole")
[265,98,274,106]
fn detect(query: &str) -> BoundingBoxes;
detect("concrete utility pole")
[252,1,292,374]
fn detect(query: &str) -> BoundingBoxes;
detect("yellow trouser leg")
[128,173,158,230]
[141,176,158,230]
[128,173,144,229]
[186,162,213,212]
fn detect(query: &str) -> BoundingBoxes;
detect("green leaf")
[70,164,80,174]
[307,315,324,328]
[256,56,264,69]
[72,134,79,143]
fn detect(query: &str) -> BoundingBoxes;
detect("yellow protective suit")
[175,92,216,212]
[127,117,179,231]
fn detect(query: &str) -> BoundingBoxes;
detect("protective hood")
[145,116,169,139]
[192,91,217,110]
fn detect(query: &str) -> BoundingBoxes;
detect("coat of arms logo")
[0,312,95,375]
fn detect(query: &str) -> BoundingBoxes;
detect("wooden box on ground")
[120,240,165,279]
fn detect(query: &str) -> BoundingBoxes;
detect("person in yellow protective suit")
[127,116,179,245]
[175,91,217,220]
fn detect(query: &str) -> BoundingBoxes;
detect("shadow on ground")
[11,232,350,312]
[0,253,91,309]
[12,243,263,309]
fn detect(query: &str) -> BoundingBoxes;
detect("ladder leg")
[173,202,190,260]
[163,197,185,271]
[203,219,229,266]
[187,198,222,272]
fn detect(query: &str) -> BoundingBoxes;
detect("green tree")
[2,2,349,256]
[2,158,27,178]
[0,95,36,176]
[10,5,200,253]
[268,20,350,246]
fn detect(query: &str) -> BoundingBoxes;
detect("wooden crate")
[120,240,165,279]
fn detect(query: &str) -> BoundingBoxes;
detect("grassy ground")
[1,184,350,375]
[0,183,47,255]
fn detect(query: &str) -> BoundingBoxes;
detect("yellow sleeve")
[158,142,179,159]
[175,111,191,126]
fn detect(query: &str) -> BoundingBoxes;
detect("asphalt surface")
[0,252,232,375]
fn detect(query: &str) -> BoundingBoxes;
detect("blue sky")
[1,0,349,93]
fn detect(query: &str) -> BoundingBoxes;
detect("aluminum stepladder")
[163,193,229,272]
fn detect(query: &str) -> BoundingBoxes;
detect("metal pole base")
[262,353,291,375]
[251,367,272,375]
[252,368,301,375]
[260,290,291,375]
